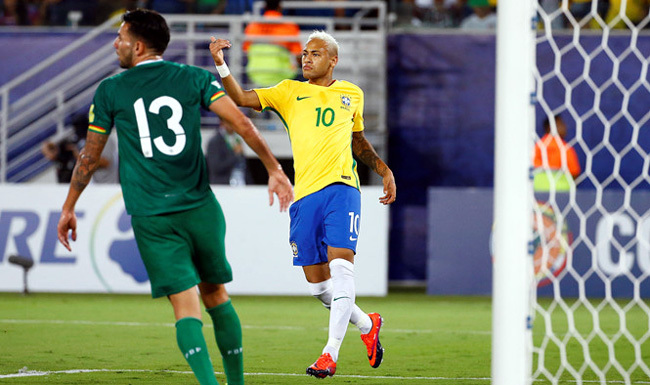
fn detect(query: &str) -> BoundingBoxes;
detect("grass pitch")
[2,292,649,384]
[0,291,491,385]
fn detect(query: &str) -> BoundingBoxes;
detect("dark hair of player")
[122,9,170,55]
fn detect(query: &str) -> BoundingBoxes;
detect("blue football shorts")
[289,183,361,266]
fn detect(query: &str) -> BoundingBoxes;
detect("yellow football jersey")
[254,79,364,201]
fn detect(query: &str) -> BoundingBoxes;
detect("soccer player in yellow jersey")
[210,31,397,378]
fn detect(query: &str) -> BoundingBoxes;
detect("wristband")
[215,63,230,78]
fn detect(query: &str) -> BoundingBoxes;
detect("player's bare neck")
[133,53,163,67]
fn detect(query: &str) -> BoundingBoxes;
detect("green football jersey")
[88,60,226,216]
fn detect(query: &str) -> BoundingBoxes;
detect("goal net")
[531,0,650,383]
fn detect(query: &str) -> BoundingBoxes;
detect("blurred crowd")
[536,0,650,29]
[397,0,494,29]
[400,0,650,30]
[1,0,648,29]
[0,0,361,27]
[0,0,256,27]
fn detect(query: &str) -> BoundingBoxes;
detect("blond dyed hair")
[306,30,339,56]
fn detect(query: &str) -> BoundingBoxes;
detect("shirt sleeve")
[352,87,365,132]
[200,68,226,109]
[567,146,581,177]
[254,79,291,114]
[533,142,543,168]
[88,80,114,135]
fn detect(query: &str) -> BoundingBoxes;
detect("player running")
[209,30,396,378]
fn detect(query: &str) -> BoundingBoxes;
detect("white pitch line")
[0,368,491,381]
[0,319,175,327]
[2,368,650,384]
[0,318,491,335]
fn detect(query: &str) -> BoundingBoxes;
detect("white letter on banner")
[636,217,650,275]
[596,213,634,276]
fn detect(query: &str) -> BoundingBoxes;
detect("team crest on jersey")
[291,241,299,258]
[340,94,352,111]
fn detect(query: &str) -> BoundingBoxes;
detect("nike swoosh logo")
[333,296,350,301]
[296,96,311,101]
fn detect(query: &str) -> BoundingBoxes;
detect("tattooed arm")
[57,131,110,251]
[352,131,396,205]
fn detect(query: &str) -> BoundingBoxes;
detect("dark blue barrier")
[427,187,650,297]
[387,33,497,281]
[388,32,650,281]
[427,188,493,295]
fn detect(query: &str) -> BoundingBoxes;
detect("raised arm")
[210,95,293,211]
[57,131,109,251]
[352,131,396,205]
[209,37,263,110]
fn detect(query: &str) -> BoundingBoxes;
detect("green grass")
[532,298,650,384]
[0,292,492,384]
[1,292,649,384]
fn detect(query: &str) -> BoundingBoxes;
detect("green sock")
[207,300,244,385]
[175,317,219,385]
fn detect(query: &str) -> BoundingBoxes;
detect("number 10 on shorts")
[348,211,360,241]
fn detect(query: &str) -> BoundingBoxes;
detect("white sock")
[322,259,356,362]
[308,279,333,309]
[308,279,372,334]
[352,310,372,335]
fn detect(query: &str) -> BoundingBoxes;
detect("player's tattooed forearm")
[71,153,94,191]
[357,148,382,174]
[70,133,108,192]
[352,134,387,176]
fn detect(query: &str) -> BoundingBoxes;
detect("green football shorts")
[131,195,232,298]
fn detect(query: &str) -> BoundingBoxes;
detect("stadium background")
[3,3,650,384]
[1,5,649,295]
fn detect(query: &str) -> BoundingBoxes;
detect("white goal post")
[494,0,650,384]
[492,0,536,384]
